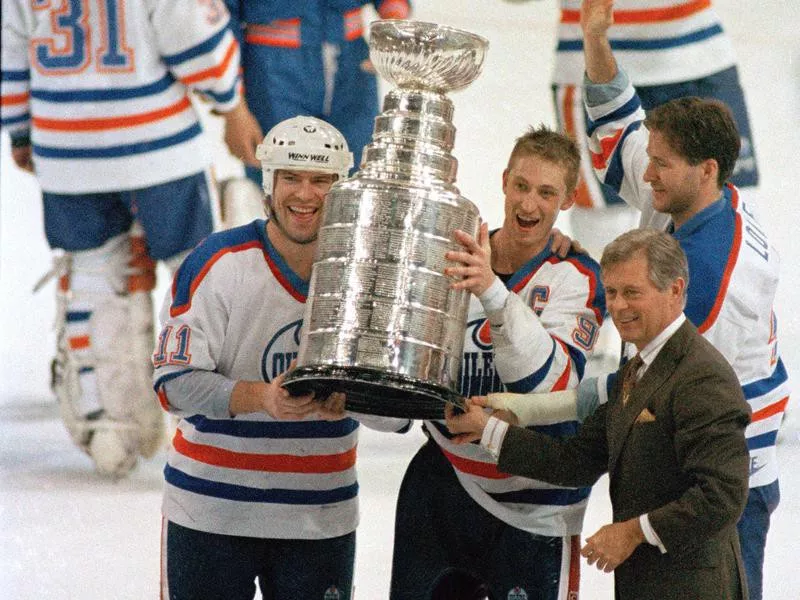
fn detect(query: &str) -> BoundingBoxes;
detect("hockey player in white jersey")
[542,0,761,371]
[549,0,760,257]
[0,0,246,477]
[390,126,605,600]
[571,2,789,597]
[153,116,406,600]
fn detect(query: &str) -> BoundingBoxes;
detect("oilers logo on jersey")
[461,318,503,397]
[260,319,302,381]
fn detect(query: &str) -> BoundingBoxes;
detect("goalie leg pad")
[52,225,165,472]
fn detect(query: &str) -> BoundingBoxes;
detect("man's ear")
[701,158,719,185]
[501,168,509,194]
[560,187,578,211]
[671,276,687,302]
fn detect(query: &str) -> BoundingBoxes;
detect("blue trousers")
[737,480,780,600]
[390,439,575,600]
[165,520,355,600]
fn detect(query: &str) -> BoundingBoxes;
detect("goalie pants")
[390,439,580,600]
[41,170,214,260]
[163,520,355,600]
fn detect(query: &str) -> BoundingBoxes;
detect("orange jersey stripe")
[173,429,357,473]
[244,34,301,48]
[1,92,30,106]
[33,96,191,131]
[562,0,711,24]
[591,128,624,170]
[752,397,789,422]
[698,188,742,333]
[440,447,510,480]
[180,38,238,85]
[69,335,91,350]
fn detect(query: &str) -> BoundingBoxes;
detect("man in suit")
[446,228,751,600]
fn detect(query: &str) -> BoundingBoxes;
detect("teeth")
[290,206,316,214]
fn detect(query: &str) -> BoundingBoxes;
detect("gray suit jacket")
[498,320,751,600]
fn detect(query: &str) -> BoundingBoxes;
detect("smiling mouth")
[288,206,318,217]
[516,215,540,229]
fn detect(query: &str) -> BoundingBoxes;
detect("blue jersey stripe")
[604,122,642,193]
[31,73,175,102]
[1,69,29,81]
[557,25,724,52]
[586,95,642,138]
[742,358,788,400]
[163,27,227,66]
[1,113,30,126]
[198,83,238,105]
[489,485,590,506]
[185,414,359,439]
[66,310,91,322]
[165,464,359,504]
[747,430,778,451]
[33,123,202,159]
[505,339,557,394]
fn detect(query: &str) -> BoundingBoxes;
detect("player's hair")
[507,124,580,196]
[601,229,689,302]
[644,97,740,188]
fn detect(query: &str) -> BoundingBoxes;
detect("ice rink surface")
[1,1,798,598]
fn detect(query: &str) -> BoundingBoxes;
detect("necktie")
[621,354,643,406]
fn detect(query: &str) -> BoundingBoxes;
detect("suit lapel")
[608,321,695,474]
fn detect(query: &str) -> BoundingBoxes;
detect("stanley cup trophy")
[282,20,489,419]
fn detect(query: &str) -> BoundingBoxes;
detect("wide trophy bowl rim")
[369,19,489,93]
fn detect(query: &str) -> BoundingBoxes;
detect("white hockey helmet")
[255,116,354,200]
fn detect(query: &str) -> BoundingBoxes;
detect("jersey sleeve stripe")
[551,338,573,391]
[164,464,360,505]
[162,27,228,67]
[179,38,238,85]
[504,338,558,394]
[173,429,357,473]
[561,0,712,24]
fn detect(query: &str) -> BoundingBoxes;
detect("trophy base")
[282,365,465,420]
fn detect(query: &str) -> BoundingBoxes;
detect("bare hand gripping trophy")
[282,20,489,419]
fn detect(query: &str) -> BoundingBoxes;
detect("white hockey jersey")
[554,0,737,86]
[154,220,367,540]
[427,244,606,537]
[0,0,241,194]
[585,76,790,488]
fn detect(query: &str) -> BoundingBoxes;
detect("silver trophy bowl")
[369,20,488,92]
[282,20,488,419]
